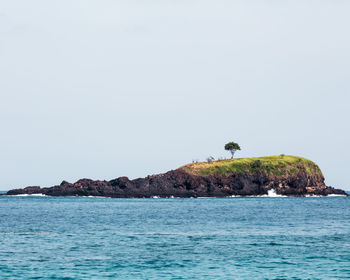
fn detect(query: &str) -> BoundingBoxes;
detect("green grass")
[180,155,323,177]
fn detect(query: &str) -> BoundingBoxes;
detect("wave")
[305,194,347,197]
[79,196,110,198]
[228,189,348,198]
[262,189,287,197]
[12,193,47,197]
[3,191,347,198]
[226,189,287,198]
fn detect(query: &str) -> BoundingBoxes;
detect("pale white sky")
[1,0,349,190]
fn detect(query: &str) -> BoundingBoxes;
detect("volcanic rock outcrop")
[4,156,347,197]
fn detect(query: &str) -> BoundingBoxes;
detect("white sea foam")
[227,190,347,198]
[263,189,287,197]
[225,189,287,198]
[6,192,346,198]
[305,194,347,197]
[80,195,109,198]
[13,193,46,197]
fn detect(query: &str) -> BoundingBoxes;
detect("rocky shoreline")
[3,166,348,198]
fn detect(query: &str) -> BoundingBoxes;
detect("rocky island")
[4,155,347,197]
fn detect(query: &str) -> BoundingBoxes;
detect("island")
[4,155,347,197]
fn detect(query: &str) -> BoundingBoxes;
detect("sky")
[0,0,349,190]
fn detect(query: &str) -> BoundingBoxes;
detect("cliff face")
[5,156,348,197]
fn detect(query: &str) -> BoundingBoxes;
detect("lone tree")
[224,142,241,158]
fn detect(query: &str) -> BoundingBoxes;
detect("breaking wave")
[12,193,46,197]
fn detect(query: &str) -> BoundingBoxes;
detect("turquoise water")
[0,196,349,279]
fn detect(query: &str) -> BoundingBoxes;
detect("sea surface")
[0,194,349,279]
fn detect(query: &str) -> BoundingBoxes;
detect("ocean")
[0,195,349,279]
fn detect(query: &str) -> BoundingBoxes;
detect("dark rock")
[7,186,42,195]
[4,168,348,198]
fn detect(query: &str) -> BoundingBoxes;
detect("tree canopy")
[224,142,241,158]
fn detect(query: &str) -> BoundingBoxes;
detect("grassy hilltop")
[180,155,323,177]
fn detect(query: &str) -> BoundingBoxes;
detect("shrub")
[251,160,262,169]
